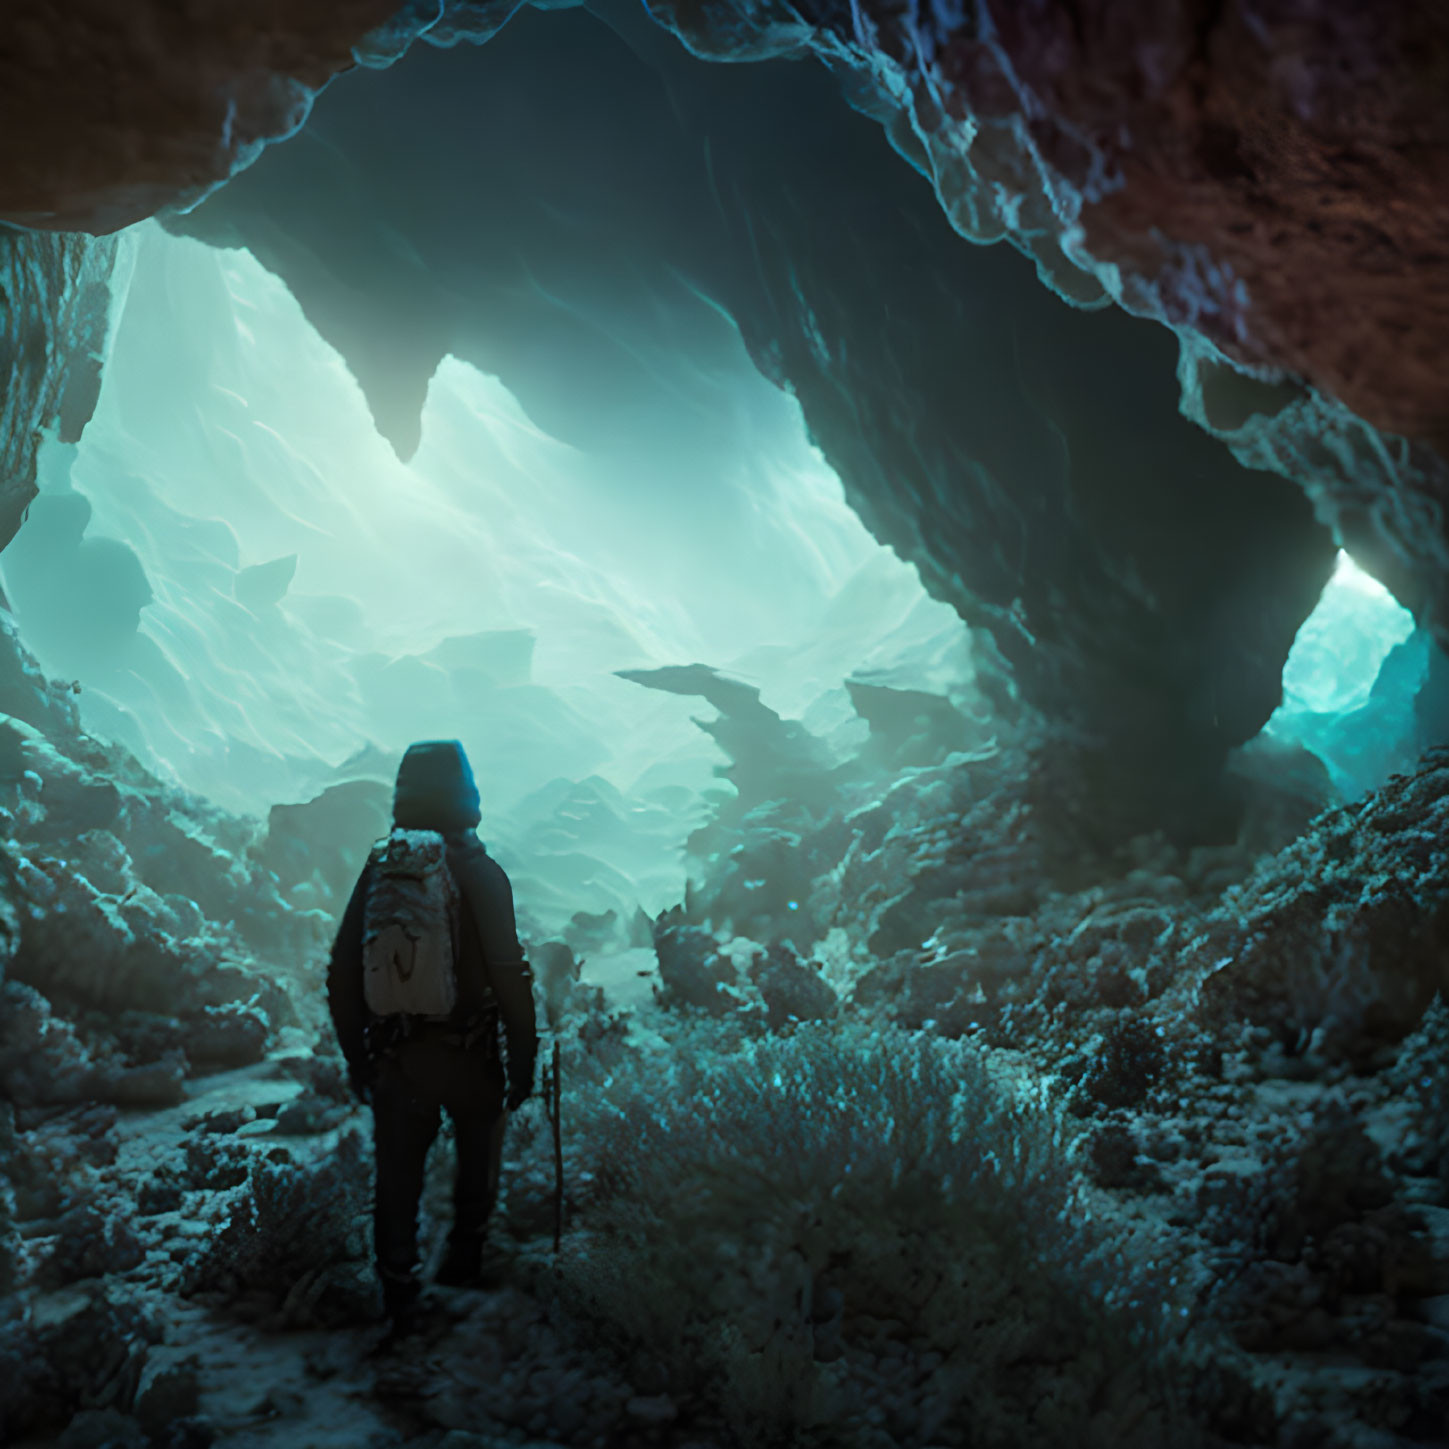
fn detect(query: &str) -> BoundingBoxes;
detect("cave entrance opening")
[0,222,975,954]
[1258,549,1443,800]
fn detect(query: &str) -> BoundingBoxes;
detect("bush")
[549,1021,1195,1448]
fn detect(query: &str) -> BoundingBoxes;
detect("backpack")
[362,829,460,1019]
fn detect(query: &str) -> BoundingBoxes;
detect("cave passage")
[0,222,973,938]
[1262,549,1441,799]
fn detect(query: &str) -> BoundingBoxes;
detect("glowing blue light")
[1278,551,1413,717]
[1263,549,1426,799]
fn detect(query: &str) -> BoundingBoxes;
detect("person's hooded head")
[393,740,482,835]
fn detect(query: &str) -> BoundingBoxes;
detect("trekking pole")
[548,1037,564,1254]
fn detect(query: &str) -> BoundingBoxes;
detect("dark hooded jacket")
[326,741,538,1095]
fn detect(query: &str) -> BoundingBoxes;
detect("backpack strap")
[444,838,506,1016]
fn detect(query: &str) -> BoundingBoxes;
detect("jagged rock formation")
[619,666,838,816]
[0,228,115,548]
[0,617,341,1110]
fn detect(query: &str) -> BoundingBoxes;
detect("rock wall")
[1,2,1443,494]
[166,9,1336,838]
[0,228,115,548]
[1,0,1444,830]
[0,614,334,1110]
[0,0,410,231]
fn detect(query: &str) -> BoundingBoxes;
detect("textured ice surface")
[1265,550,1432,798]
[1279,552,1414,717]
[1,224,970,930]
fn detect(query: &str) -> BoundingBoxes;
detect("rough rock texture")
[0,0,412,231]
[0,618,339,1107]
[651,909,746,1017]
[169,11,1336,838]
[5,1,1444,444]
[0,227,116,547]
[793,2,1449,447]
[747,940,839,1031]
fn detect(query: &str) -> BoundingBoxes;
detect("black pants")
[370,1038,506,1307]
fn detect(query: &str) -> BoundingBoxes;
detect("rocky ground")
[2,619,1449,1448]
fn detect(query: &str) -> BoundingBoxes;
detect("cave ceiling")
[1,0,1446,837]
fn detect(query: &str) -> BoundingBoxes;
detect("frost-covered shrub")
[552,1022,1189,1449]
[1389,996,1449,1185]
[1082,1015,1170,1110]
[183,1129,372,1325]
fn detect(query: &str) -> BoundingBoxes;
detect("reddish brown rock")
[912,1,1449,446]
[2,1,1446,441]
[0,0,404,231]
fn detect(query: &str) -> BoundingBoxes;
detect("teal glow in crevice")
[1265,550,1429,800]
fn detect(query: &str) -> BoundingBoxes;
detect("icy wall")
[0,223,973,934]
